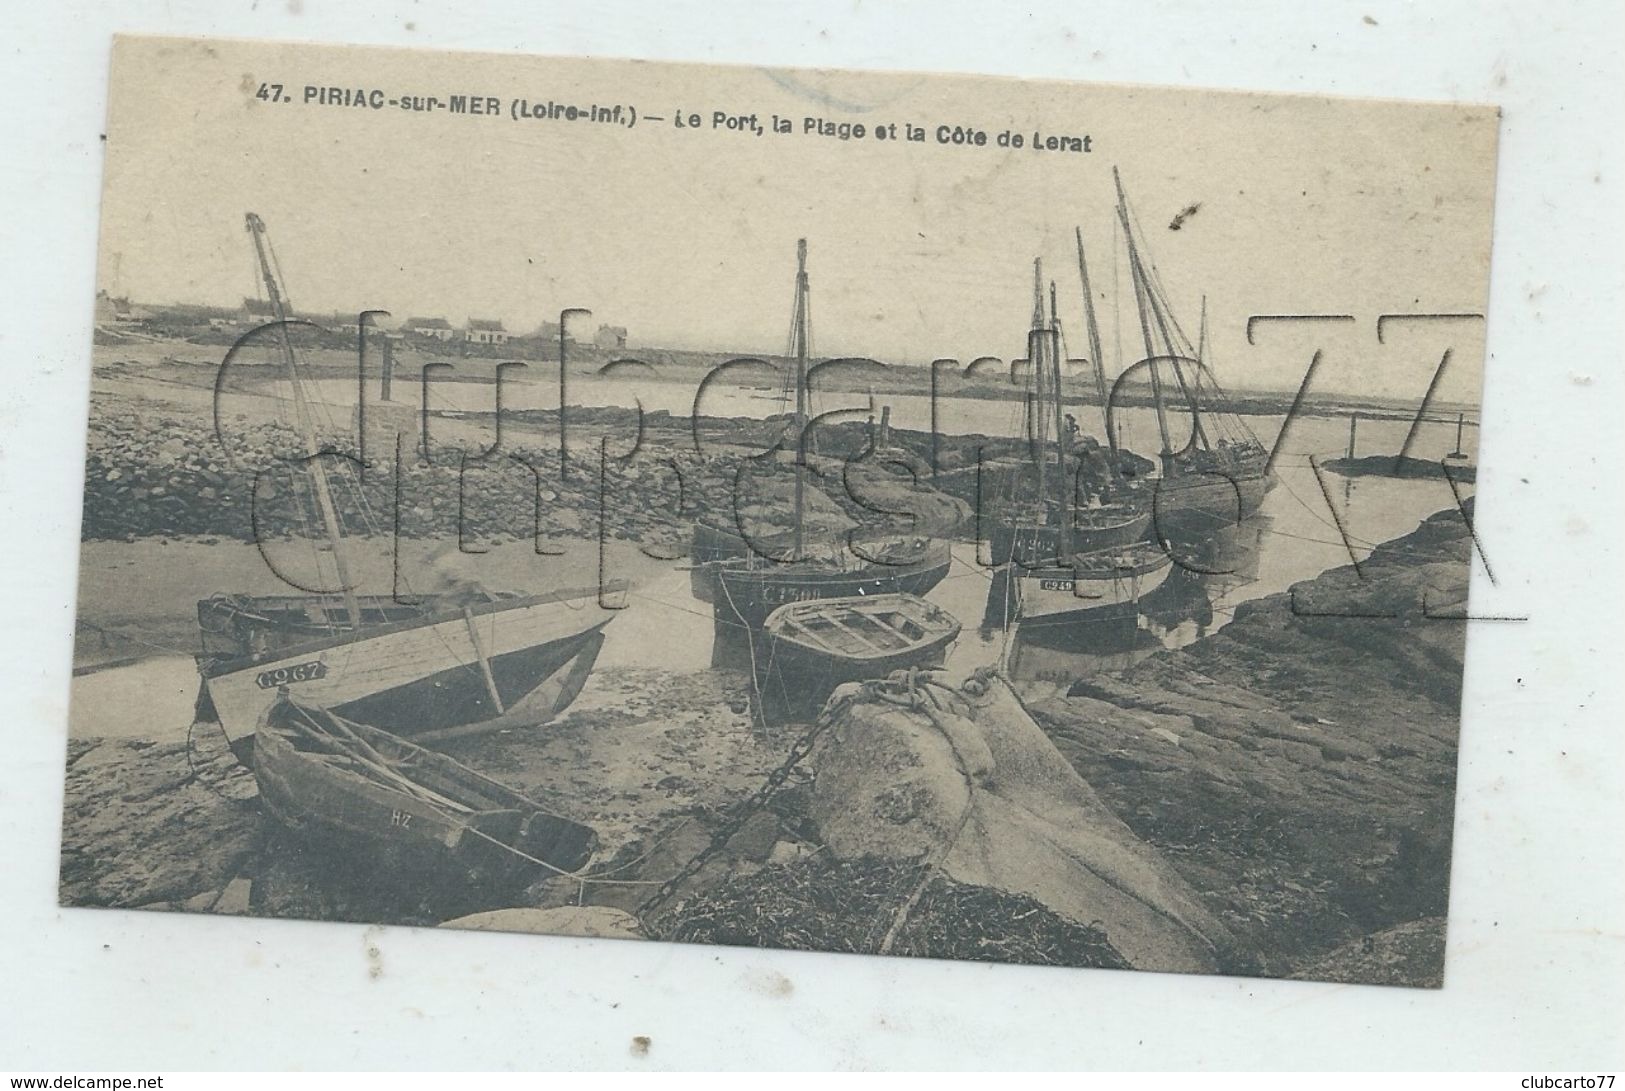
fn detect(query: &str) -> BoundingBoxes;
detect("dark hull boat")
[714,538,952,630]
[1151,460,1273,541]
[689,239,953,628]
[691,519,771,569]
[756,593,961,719]
[689,518,860,604]
[1071,502,1155,548]
[198,586,618,755]
[989,253,1173,635]
[989,501,1152,567]
[254,695,598,887]
[1110,169,1276,541]
[996,542,1174,633]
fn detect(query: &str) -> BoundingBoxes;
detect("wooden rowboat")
[756,593,961,720]
[253,694,598,888]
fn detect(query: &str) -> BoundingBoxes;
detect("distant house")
[464,318,510,345]
[593,324,628,350]
[405,317,455,341]
[242,298,278,325]
[333,312,390,336]
[94,291,144,325]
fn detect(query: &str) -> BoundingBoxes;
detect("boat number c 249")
[255,660,330,689]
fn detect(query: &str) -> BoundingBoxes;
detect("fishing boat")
[197,213,620,757]
[1002,542,1173,632]
[692,240,952,628]
[198,586,617,753]
[988,225,1152,563]
[1111,169,1275,540]
[988,499,1150,570]
[714,537,952,630]
[986,259,1172,632]
[254,694,598,886]
[755,593,960,718]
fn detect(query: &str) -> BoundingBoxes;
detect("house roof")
[405,317,452,329]
[467,318,506,332]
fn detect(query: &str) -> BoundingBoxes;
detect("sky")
[96,36,1497,402]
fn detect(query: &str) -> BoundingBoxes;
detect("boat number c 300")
[255,660,329,689]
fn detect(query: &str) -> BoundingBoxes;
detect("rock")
[767,840,812,866]
[1290,917,1446,988]
[59,736,261,909]
[441,906,644,940]
[213,877,253,915]
[724,810,782,863]
[810,671,1240,974]
[1028,506,1473,977]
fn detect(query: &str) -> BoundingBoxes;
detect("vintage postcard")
[64,35,1497,986]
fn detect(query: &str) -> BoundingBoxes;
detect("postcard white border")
[2,0,1621,1070]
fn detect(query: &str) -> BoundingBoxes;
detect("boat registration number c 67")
[255,660,330,689]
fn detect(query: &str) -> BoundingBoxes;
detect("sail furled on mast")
[1110,170,1267,461]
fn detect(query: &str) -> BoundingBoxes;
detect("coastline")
[60,504,1473,985]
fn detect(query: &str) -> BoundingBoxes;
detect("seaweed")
[651,855,1130,970]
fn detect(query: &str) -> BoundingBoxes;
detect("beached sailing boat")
[196,213,620,757]
[694,239,952,629]
[988,261,1172,634]
[987,227,1154,569]
[1112,169,1274,538]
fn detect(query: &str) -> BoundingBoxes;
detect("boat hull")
[756,593,961,721]
[254,700,597,888]
[712,539,952,630]
[200,589,617,750]
[987,506,1152,566]
[990,547,1174,632]
[1150,470,1273,541]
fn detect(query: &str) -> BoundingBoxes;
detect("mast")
[245,212,362,629]
[791,238,810,559]
[1114,169,1175,461]
[1028,259,1049,509]
[1196,295,1208,363]
[1118,172,1213,455]
[1075,227,1115,456]
[1048,280,1070,556]
[1194,295,1209,422]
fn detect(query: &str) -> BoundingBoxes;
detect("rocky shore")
[60,503,1473,986]
[1029,505,1473,984]
[80,402,976,549]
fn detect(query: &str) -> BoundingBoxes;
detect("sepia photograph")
[60,34,1501,990]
